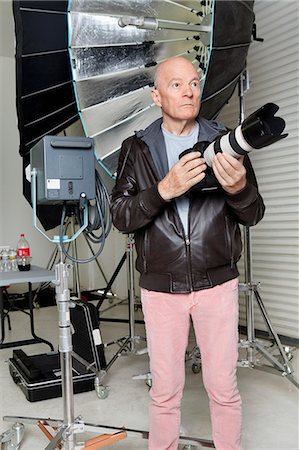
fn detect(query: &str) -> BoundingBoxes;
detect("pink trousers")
[141,278,242,450]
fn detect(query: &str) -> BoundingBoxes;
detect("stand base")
[238,339,299,388]
[239,282,299,388]
[3,416,215,449]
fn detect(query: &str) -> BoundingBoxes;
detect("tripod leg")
[96,252,126,312]
[253,288,298,380]
[82,431,127,449]
[84,235,109,286]
[37,421,62,449]
[127,235,136,351]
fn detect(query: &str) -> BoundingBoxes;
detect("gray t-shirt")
[162,123,199,235]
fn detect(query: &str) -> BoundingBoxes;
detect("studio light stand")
[186,70,299,390]
[236,70,298,388]
[1,163,128,449]
[99,234,147,351]
[86,233,149,390]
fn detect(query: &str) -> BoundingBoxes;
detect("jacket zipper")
[143,229,148,273]
[173,199,193,291]
[225,216,234,269]
[184,234,193,290]
[185,200,193,290]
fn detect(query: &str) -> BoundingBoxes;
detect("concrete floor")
[0,298,298,450]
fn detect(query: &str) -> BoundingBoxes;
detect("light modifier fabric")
[68,0,255,176]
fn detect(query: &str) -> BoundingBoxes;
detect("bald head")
[154,57,201,89]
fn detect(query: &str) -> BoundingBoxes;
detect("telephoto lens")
[178,103,287,192]
[203,103,288,166]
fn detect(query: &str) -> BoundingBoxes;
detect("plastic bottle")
[16,234,31,271]
[9,248,18,271]
[1,249,10,272]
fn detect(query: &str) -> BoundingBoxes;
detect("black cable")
[59,170,112,264]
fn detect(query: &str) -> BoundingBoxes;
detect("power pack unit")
[30,135,96,204]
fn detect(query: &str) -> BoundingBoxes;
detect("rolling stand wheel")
[94,375,110,399]
[145,377,152,389]
[277,346,294,364]
[192,363,201,374]
[9,366,21,385]
[95,385,110,399]
[283,346,293,361]
[187,346,202,374]
[0,423,24,450]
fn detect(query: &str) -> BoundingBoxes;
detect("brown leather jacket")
[111,117,265,293]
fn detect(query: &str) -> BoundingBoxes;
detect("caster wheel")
[145,378,152,389]
[95,385,110,399]
[145,380,152,389]
[9,367,21,385]
[284,347,293,361]
[192,363,201,374]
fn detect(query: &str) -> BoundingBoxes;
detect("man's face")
[151,58,201,123]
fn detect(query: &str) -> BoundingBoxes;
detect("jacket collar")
[135,116,226,180]
[136,118,167,179]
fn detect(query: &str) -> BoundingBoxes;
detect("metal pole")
[53,253,75,449]
[127,235,136,352]
[239,70,255,365]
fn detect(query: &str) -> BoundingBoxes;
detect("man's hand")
[212,153,247,194]
[158,152,206,201]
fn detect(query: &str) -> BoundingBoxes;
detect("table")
[0,265,54,350]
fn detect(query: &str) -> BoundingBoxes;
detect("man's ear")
[151,87,162,108]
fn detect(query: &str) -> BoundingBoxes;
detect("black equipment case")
[70,299,106,370]
[8,300,106,402]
